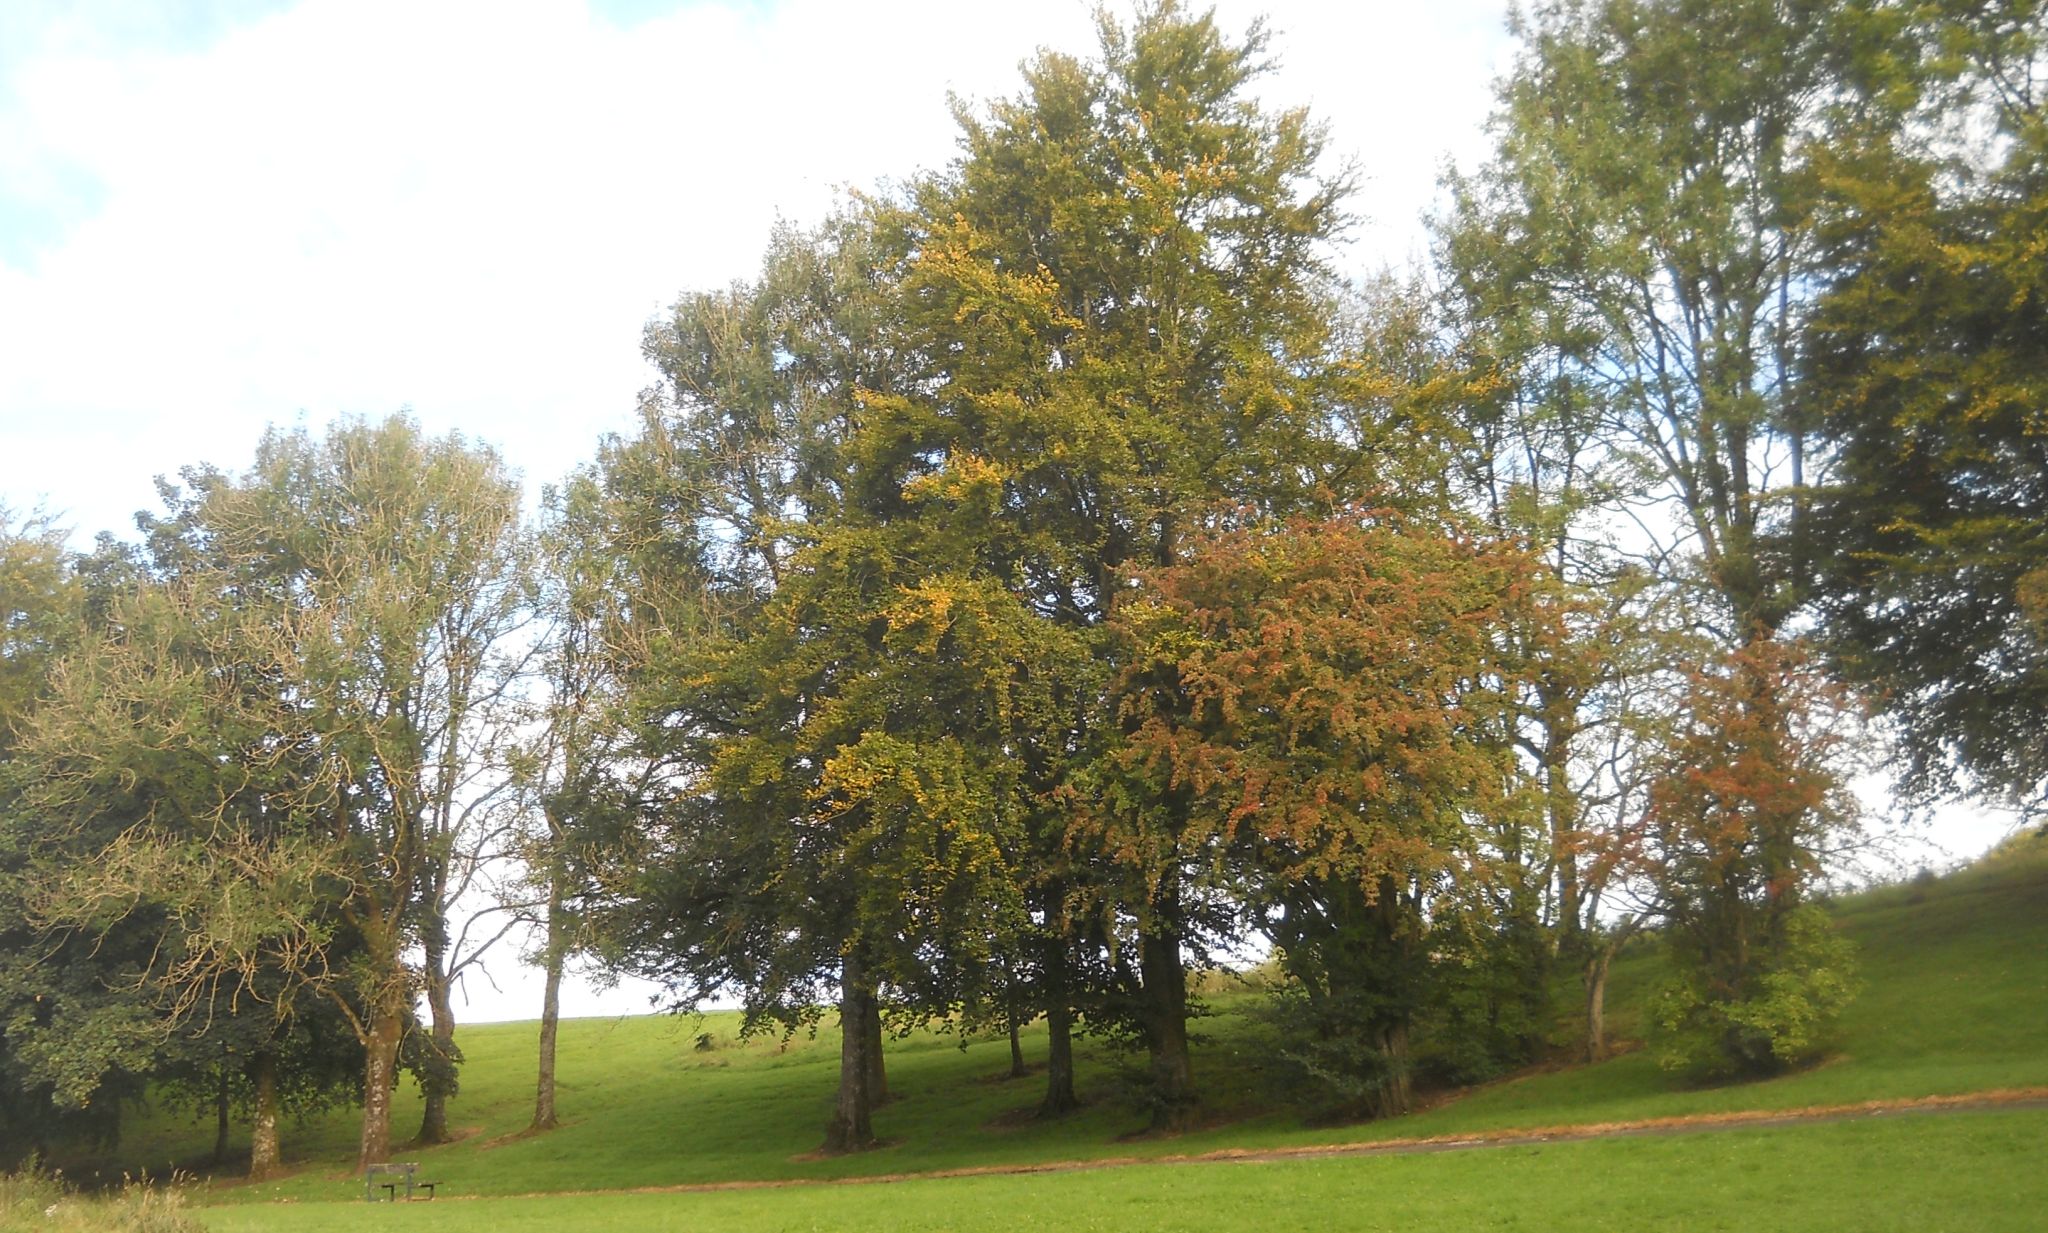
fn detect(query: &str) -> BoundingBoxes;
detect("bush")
[1246,982,1414,1122]
[1649,903,1858,1079]
[1412,908,1553,1087]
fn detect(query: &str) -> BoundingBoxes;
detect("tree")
[1442,0,1895,636]
[875,0,1357,1129]
[0,508,81,737]
[1103,509,1554,1117]
[4,566,360,1178]
[602,215,1000,1153]
[1641,641,1860,1077]
[124,415,528,1167]
[1803,7,2048,818]
[519,470,649,1133]
[1437,0,1911,1049]
[0,510,141,1163]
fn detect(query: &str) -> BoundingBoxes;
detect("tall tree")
[1803,6,2048,819]
[519,470,649,1133]
[602,216,965,1153]
[1438,0,1908,1045]
[878,0,1356,1129]
[1443,0,1867,636]
[127,415,528,1167]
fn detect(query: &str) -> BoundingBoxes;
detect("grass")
[74,836,2047,1220]
[0,1165,203,1233]
[193,1107,2048,1233]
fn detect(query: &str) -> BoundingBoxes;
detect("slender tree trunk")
[1585,947,1613,1062]
[532,875,566,1132]
[416,890,458,1145]
[862,994,888,1107]
[1584,917,1643,1063]
[822,950,876,1153]
[1005,982,1026,1080]
[1139,922,1194,1133]
[212,1047,231,1167]
[1542,695,1583,951]
[357,989,405,1169]
[248,1049,281,1181]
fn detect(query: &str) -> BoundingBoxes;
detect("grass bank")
[78,838,2047,1212]
[195,1106,2048,1233]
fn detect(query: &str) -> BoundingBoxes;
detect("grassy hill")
[68,836,2048,1229]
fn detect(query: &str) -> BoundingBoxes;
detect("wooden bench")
[362,1161,436,1201]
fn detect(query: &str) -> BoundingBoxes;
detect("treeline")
[1,0,2042,1170]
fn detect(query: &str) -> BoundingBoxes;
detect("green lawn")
[84,838,2046,1217]
[195,1107,2048,1233]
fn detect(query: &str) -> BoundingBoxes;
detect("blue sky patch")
[589,0,774,29]
[0,158,107,273]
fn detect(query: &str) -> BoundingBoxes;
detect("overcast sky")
[0,1,2016,1023]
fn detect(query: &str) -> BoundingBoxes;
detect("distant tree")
[0,507,81,735]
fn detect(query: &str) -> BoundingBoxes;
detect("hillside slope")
[95,838,2048,1206]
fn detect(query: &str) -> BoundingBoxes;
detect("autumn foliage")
[1644,641,1860,1077]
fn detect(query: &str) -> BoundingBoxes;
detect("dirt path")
[457,1086,2048,1202]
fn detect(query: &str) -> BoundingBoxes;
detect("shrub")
[1649,903,1858,1079]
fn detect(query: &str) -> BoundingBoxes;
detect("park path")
[471,1086,2048,1201]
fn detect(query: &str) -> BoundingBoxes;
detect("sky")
[0,1,2019,1022]
[0,0,1514,546]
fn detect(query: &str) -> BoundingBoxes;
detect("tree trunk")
[822,950,876,1153]
[1139,923,1195,1133]
[357,992,405,1169]
[532,878,566,1132]
[1371,1021,1413,1119]
[1005,982,1026,1080]
[1041,996,1079,1115]
[212,1047,231,1167]
[248,1049,281,1180]
[1583,917,1640,1063]
[862,993,888,1107]
[1585,948,1613,1062]
[1038,887,1079,1116]
[1542,697,1583,952]
[416,891,458,1145]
